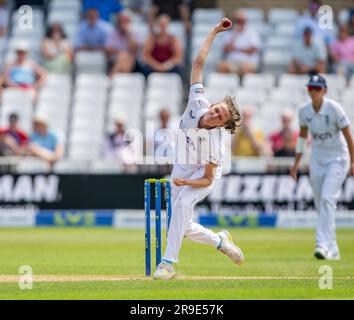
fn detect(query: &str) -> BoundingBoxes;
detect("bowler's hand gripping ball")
[223,20,232,28]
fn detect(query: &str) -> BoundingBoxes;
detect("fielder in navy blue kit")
[291,74,354,260]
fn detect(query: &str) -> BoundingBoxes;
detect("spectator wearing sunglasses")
[288,27,327,74]
[217,10,261,76]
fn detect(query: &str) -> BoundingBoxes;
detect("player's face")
[307,86,326,101]
[16,50,27,61]
[34,121,47,135]
[204,103,230,128]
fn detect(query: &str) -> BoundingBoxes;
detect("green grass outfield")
[0,228,353,299]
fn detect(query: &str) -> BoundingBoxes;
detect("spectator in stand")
[217,10,261,76]
[148,0,192,35]
[41,24,73,74]
[232,107,272,157]
[140,14,183,76]
[0,41,47,99]
[75,8,113,52]
[294,0,334,46]
[104,116,130,158]
[82,0,123,23]
[104,115,137,172]
[349,10,354,36]
[0,113,28,156]
[28,115,63,167]
[0,0,9,38]
[147,108,176,163]
[330,24,354,81]
[269,109,298,157]
[1,113,28,147]
[288,27,327,74]
[0,129,18,156]
[106,11,140,74]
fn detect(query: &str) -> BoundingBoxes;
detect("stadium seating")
[192,8,224,24]
[108,73,145,130]
[46,0,80,42]
[262,49,292,74]
[274,23,295,37]
[74,52,107,74]
[0,3,353,173]
[240,8,264,23]
[0,89,33,132]
[265,36,293,51]
[268,8,299,25]
[243,73,276,91]
[206,72,240,89]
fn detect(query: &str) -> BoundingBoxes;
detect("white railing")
[0,155,310,174]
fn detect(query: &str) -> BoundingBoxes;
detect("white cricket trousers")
[162,165,221,263]
[309,158,349,255]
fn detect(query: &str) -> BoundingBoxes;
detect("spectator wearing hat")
[104,115,136,160]
[288,27,327,74]
[75,7,114,52]
[107,11,141,74]
[28,115,63,167]
[269,109,299,157]
[0,41,47,99]
[104,115,138,172]
[329,24,354,81]
[217,10,261,76]
[41,23,73,74]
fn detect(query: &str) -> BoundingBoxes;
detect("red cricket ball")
[223,20,232,28]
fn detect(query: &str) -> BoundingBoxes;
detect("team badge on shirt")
[325,115,329,127]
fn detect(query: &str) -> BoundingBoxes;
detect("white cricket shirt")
[176,83,225,179]
[298,98,350,162]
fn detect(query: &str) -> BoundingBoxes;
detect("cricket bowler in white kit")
[154,18,244,280]
[291,74,354,261]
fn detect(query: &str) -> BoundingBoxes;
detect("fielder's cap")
[307,74,327,88]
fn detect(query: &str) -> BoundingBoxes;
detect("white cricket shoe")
[153,261,176,280]
[314,247,327,260]
[326,251,341,261]
[217,229,244,265]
